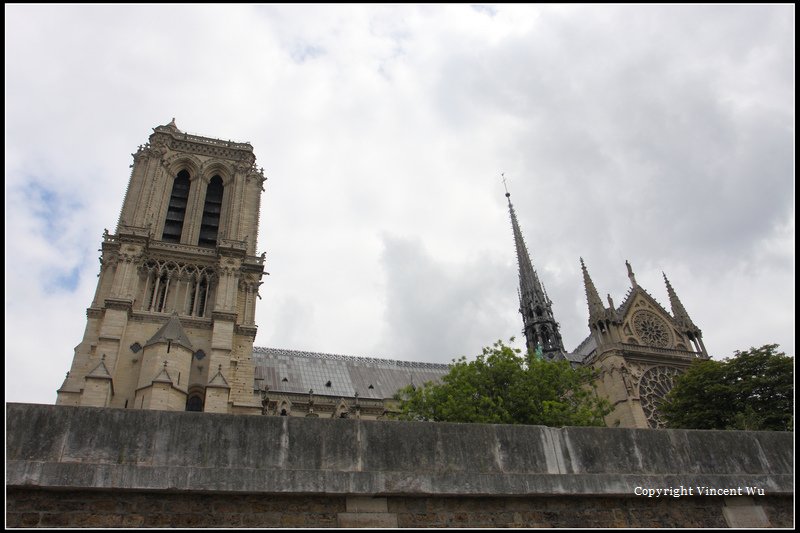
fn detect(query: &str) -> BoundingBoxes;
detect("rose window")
[632,310,671,348]
[638,366,683,429]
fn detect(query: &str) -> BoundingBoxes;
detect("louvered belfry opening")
[161,170,190,243]
[198,175,223,248]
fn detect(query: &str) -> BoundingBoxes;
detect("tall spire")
[580,257,605,321]
[663,272,696,330]
[504,178,565,360]
[663,272,707,357]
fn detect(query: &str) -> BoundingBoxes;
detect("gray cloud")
[376,234,519,362]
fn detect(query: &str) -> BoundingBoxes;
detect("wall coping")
[6,404,794,497]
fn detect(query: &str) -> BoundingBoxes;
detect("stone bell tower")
[57,120,267,414]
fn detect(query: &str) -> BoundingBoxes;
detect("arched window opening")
[186,395,204,412]
[162,170,190,243]
[198,175,223,248]
[148,272,169,312]
[188,276,210,317]
[197,278,208,317]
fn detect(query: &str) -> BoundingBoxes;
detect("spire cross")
[501,173,510,196]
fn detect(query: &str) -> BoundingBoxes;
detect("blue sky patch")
[471,5,498,17]
[24,180,83,236]
[50,264,82,292]
[290,42,325,63]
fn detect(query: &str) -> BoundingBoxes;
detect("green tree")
[661,344,793,431]
[393,340,611,427]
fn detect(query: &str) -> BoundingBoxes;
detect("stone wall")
[6,404,794,528]
[6,490,793,528]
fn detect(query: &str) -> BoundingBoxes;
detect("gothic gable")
[618,289,690,352]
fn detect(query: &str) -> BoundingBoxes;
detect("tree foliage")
[393,340,611,427]
[661,344,793,431]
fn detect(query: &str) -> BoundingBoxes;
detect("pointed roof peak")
[663,271,697,330]
[626,259,638,287]
[207,364,230,389]
[145,312,193,351]
[502,173,516,209]
[154,117,182,134]
[57,370,78,393]
[580,257,605,320]
[87,355,112,379]
[153,361,173,384]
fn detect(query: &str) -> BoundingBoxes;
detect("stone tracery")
[638,366,683,429]
[632,310,671,348]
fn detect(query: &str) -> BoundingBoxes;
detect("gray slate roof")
[568,335,596,363]
[252,347,450,400]
[144,312,193,351]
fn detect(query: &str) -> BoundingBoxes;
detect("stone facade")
[56,120,267,415]
[574,259,709,428]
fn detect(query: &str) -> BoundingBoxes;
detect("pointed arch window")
[188,277,209,317]
[147,272,169,312]
[162,170,190,243]
[198,175,223,248]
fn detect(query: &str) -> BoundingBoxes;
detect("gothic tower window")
[541,328,552,348]
[162,170,190,243]
[198,175,223,248]
[148,272,169,312]
[185,272,209,317]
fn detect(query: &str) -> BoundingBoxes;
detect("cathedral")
[57,122,709,428]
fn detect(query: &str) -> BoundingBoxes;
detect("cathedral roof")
[568,335,596,363]
[252,347,450,400]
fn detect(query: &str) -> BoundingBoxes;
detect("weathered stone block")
[723,499,771,528]
[346,496,389,513]
[338,512,399,528]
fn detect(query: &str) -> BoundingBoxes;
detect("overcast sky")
[6,5,795,405]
